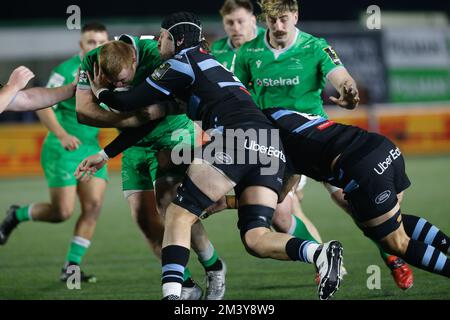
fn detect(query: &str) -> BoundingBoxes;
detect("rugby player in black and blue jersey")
[75,12,345,300]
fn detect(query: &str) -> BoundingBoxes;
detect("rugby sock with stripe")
[161,245,190,298]
[402,214,450,255]
[404,239,450,277]
[197,241,222,271]
[66,236,90,265]
[288,214,317,242]
[285,237,320,263]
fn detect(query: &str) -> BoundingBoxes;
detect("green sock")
[183,267,192,281]
[290,214,317,242]
[197,242,219,268]
[15,205,32,222]
[66,236,90,265]
[373,240,390,261]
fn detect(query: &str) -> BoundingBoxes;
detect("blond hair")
[258,0,298,20]
[99,41,134,80]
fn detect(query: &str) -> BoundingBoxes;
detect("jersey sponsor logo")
[214,152,233,165]
[255,76,300,87]
[373,147,401,175]
[244,139,286,162]
[288,57,303,70]
[151,62,171,81]
[256,60,262,68]
[375,190,391,205]
[246,48,264,53]
[323,46,342,65]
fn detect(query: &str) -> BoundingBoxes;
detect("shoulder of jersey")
[299,30,327,48]
[240,31,265,53]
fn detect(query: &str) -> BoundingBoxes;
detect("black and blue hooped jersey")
[146,45,271,129]
[263,107,377,182]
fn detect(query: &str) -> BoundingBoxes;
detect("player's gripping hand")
[59,134,81,151]
[74,152,107,182]
[88,62,110,97]
[7,66,35,92]
[329,83,360,110]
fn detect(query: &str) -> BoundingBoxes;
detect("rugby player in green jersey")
[211,0,265,71]
[233,0,413,290]
[0,66,76,113]
[75,37,226,299]
[0,23,109,283]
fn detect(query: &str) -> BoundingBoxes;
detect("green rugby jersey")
[78,34,190,147]
[234,28,344,118]
[46,54,100,143]
[211,26,265,71]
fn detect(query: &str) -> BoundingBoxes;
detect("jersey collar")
[264,27,300,59]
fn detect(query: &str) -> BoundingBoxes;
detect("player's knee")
[238,205,274,257]
[51,204,73,222]
[362,209,409,255]
[381,230,410,256]
[81,199,103,218]
[171,175,214,218]
[271,206,290,233]
[242,228,268,258]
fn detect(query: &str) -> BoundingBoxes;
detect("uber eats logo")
[255,76,300,87]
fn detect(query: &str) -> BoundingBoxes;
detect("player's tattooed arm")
[327,67,360,110]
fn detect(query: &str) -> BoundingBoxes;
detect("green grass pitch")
[0,155,449,300]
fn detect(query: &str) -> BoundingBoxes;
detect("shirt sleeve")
[316,38,344,78]
[77,55,93,90]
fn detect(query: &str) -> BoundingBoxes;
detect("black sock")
[205,259,223,272]
[285,238,317,263]
[404,239,450,278]
[403,214,450,254]
[161,245,190,288]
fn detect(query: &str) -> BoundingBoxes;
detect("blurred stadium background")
[0,0,449,299]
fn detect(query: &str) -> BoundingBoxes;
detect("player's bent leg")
[360,204,450,278]
[328,185,412,289]
[238,186,344,300]
[33,187,77,222]
[0,187,77,245]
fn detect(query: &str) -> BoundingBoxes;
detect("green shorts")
[121,115,195,197]
[41,135,108,188]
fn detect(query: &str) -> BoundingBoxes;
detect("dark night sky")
[1,0,449,22]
